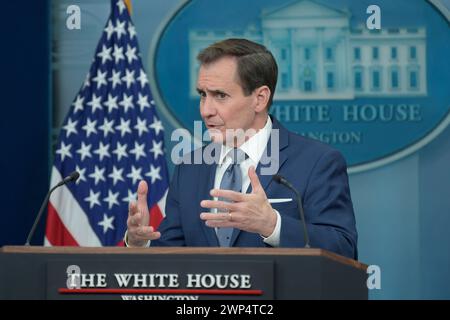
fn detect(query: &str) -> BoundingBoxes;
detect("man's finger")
[137,225,154,236]
[135,226,161,240]
[200,212,231,221]
[137,180,149,211]
[200,200,237,211]
[248,166,263,193]
[128,201,138,217]
[210,189,245,202]
[128,211,143,227]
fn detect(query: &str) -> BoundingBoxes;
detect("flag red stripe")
[45,202,79,246]
[149,204,163,229]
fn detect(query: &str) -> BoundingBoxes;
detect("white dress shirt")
[213,116,281,247]
[125,116,281,247]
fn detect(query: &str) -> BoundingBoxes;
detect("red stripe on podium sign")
[58,288,263,295]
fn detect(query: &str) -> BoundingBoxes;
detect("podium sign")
[0,246,368,300]
[47,259,274,300]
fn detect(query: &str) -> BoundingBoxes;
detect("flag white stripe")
[49,166,102,246]
[44,236,52,247]
[157,189,168,217]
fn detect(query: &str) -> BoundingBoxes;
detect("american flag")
[45,0,169,246]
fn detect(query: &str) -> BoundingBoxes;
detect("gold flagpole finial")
[124,0,132,15]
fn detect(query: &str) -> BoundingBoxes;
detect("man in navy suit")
[125,39,358,259]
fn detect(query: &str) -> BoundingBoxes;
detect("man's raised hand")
[126,180,161,246]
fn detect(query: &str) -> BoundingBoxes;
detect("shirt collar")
[218,116,273,165]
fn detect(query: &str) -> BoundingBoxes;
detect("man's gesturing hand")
[126,180,161,247]
[200,166,277,237]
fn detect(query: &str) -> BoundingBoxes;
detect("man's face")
[197,56,259,145]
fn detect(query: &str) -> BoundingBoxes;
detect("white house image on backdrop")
[189,0,427,100]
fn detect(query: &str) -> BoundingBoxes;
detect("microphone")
[272,174,310,248]
[25,171,80,245]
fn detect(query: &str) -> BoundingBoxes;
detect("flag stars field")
[137,93,150,111]
[112,141,128,161]
[129,141,146,161]
[72,95,84,112]
[108,70,122,89]
[127,165,143,185]
[134,117,149,136]
[103,190,120,209]
[56,142,72,161]
[115,118,132,136]
[149,116,163,135]
[98,214,115,234]
[122,69,135,88]
[108,166,125,185]
[119,93,134,112]
[63,118,78,137]
[82,118,98,137]
[150,140,164,160]
[75,166,87,184]
[76,142,92,161]
[104,93,119,112]
[97,45,112,64]
[137,69,148,87]
[84,189,101,209]
[93,142,111,161]
[89,166,106,185]
[98,118,115,137]
[145,164,162,184]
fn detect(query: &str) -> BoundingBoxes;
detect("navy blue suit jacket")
[152,116,358,259]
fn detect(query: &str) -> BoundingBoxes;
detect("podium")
[0,246,367,300]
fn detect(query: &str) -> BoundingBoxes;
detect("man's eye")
[198,92,206,98]
[217,93,227,99]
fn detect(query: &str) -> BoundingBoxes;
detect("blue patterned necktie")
[216,148,246,247]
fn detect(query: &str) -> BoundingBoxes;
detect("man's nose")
[200,96,217,118]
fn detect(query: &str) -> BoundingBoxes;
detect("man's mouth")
[206,124,223,129]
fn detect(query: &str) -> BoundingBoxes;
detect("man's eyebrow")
[211,89,227,95]
[196,88,227,95]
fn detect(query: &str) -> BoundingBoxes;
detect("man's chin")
[208,128,252,147]
[209,128,235,146]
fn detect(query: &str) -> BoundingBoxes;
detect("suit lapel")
[198,147,220,247]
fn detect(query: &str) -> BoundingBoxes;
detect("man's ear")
[254,86,271,113]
